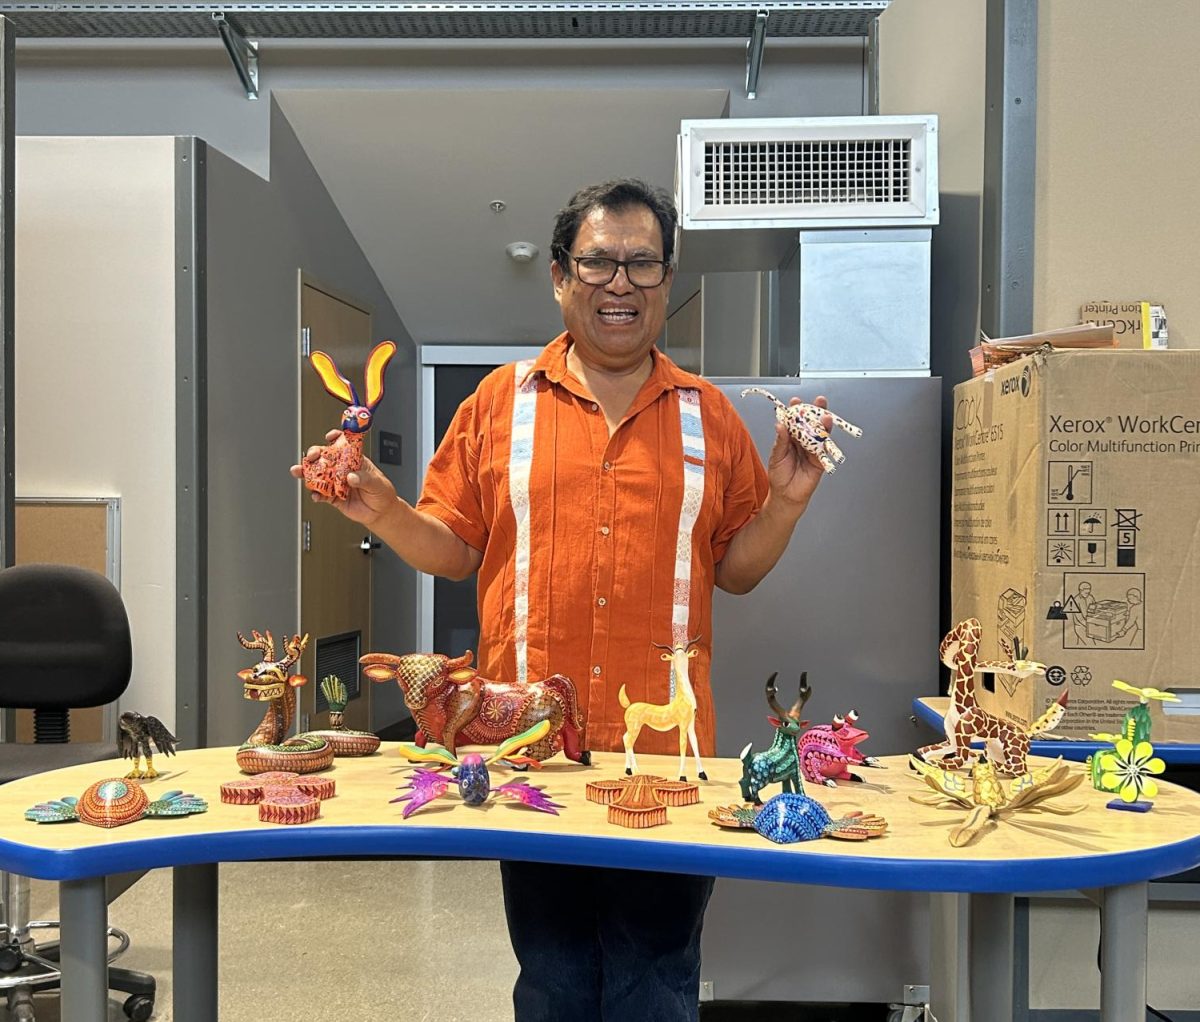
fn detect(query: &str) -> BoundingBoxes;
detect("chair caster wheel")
[124,993,155,1021]
[0,945,21,972]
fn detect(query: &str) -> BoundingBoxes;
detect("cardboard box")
[951,350,1200,741]
[1080,301,1168,350]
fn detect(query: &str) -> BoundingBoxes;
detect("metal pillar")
[1100,882,1147,1022]
[0,17,13,570]
[981,0,1038,339]
[173,863,219,1022]
[174,137,208,752]
[969,892,1014,1022]
[59,877,108,1022]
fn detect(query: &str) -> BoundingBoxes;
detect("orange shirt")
[417,333,768,756]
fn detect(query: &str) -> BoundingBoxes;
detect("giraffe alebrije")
[915,618,1068,777]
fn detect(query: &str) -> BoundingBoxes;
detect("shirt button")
[593,665,602,676]
[599,526,610,536]
[603,461,612,471]
[597,597,607,607]
[591,402,599,412]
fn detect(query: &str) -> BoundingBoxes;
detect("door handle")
[360,536,381,555]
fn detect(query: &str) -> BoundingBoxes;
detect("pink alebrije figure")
[740,387,862,473]
[303,340,397,502]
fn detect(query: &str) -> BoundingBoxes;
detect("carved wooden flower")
[1097,739,1165,803]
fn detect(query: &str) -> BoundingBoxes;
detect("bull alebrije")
[392,720,564,818]
[361,649,588,765]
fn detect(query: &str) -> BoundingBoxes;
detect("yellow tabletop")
[4,746,1200,892]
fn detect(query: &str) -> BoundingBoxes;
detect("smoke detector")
[506,241,539,263]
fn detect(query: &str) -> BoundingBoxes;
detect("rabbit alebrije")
[303,339,396,502]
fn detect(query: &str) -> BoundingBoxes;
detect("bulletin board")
[12,498,121,744]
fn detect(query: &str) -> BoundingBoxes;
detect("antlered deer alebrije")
[303,340,397,502]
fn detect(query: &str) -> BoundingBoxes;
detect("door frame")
[296,270,376,731]
[417,344,542,651]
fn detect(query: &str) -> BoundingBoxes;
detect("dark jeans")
[500,860,715,1022]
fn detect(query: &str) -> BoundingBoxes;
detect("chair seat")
[0,742,119,786]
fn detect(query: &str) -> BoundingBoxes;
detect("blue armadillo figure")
[713,793,888,845]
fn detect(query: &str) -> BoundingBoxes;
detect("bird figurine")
[392,720,564,818]
[118,711,179,779]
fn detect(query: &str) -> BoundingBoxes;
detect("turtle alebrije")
[25,778,207,829]
[708,793,888,844]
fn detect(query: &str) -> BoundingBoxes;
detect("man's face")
[551,204,673,370]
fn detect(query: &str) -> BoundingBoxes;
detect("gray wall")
[204,102,417,744]
[704,376,941,1003]
[15,40,866,180]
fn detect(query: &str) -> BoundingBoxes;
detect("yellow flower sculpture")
[1097,739,1165,803]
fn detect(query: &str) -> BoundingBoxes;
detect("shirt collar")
[520,332,699,392]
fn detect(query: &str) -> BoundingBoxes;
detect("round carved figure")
[77,778,150,829]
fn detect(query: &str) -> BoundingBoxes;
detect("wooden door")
[299,283,374,733]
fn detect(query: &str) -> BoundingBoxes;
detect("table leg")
[59,876,107,1022]
[968,892,1013,1022]
[173,863,218,1022]
[1099,881,1147,1022]
[929,892,970,1021]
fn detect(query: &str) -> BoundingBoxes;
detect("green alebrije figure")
[1125,702,1152,745]
[320,675,348,714]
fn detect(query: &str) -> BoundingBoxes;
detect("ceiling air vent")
[678,116,938,230]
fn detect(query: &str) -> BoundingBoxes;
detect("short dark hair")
[550,179,678,274]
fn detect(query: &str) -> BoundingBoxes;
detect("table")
[2,746,1199,1022]
[913,695,1200,1020]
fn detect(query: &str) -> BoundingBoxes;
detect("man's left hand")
[766,395,832,516]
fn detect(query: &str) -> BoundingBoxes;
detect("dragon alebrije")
[392,720,564,818]
[235,630,334,775]
[709,793,887,844]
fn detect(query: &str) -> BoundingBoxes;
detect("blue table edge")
[6,823,1200,894]
[910,697,1200,765]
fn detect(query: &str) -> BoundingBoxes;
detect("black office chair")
[0,564,156,1021]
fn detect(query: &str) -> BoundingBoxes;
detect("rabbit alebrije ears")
[310,340,396,412]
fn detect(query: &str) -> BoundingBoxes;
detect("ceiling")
[277,88,730,345]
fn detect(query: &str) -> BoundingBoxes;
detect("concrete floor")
[10,859,518,1021]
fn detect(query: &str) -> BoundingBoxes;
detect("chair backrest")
[0,564,132,710]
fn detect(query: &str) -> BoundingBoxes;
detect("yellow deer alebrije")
[619,637,708,782]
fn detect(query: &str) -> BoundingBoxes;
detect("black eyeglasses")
[566,254,671,288]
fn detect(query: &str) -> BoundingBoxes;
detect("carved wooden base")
[258,793,321,825]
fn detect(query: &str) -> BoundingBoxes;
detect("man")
[293,179,829,1021]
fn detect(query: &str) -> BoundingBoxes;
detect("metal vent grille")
[678,115,938,229]
[704,138,911,207]
[313,630,361,715]
[1,3,888,39]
